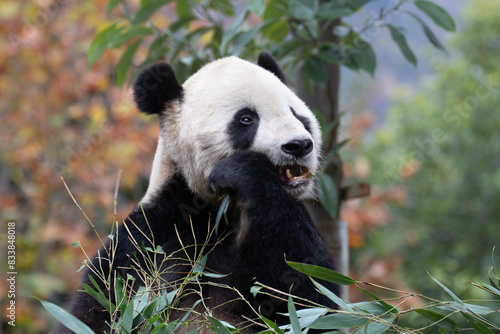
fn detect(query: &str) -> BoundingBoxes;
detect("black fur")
[55,153,339,333]
[291,107,312,133]
[227,108,260,150]
[257,51,287,85]
[133,63,184,115]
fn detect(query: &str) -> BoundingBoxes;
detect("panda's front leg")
[207,151,339,324]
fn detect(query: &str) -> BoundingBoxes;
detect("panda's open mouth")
[277,165,310,186]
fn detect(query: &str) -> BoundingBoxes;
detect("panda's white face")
[140,56,322,203]
[161,57,322,201]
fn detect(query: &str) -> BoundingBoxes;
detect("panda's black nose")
[281,139,313,158]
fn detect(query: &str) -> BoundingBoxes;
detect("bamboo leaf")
[311,278,353,312]
[414,309,458,330]
[288,296,302,334]
[357,286,398,314]
[428,272,463,305]
[462,313,495,334]
[287,261,359,285]
[309,313,368,329]
[215,195,230,234]
[36,298,96,334]
[207,316,233,334]
[260,314,284,333]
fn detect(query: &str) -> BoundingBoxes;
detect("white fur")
[141,56,322,204]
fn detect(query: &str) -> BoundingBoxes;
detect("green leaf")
[320,138,349,172]
[208,0,235,16]
[262,0,289,41]
[260,314,284,333]
[108,26,153,48]
[88,22,123,66]
[462,313,495,334]
[207,316,234,334]
[350,40,376,75]
[106,0,120,14]
[175,0,193,19]
[36,298,96,334]
[121,300,135,332]
[193,254,208,274]
[404,11,447,54]
[414,309,458,330]
[288,0,316,21]
[437,302,494,316]
[288,296,302,334]
[316,173,338,219]
[357,286,398,314]
[311,278,353,312]
[489,247,500,288]
[251,285,262,297]
[133,0,172,25]
[304,56,327,86]
[352,318,393,334]
[318,43,344,63]
[229,19,278,56]
[85,275,115,312]
[150,323,168,334]
[287,261,358,285]
[428,272,463,305]
[220,9,249,53]
[348,0,373,11]
[309,313,368,329]
[72,241,81,247]
[415,0,456,31]
[115,40,140,86]
[215,195,231,234]
[317,2,353,20]
[352,301,390,316]
[249,0,266,16]
[133,287,151,317]
[388,25,417,67]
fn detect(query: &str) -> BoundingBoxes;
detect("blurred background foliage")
[0,0,498,332]
[342,0,500,300]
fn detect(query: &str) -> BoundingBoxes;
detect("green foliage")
[88,0,454,90]
[35,298,96,334]
[41,249,500,334]
[364,0,500,298]
[39,206,500,333]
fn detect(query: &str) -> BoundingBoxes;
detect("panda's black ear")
[133,63,183,115]
[257,51,287,85]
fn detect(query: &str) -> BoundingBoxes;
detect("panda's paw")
[207,151,278,196]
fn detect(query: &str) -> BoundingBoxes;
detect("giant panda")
[54,52,339,333]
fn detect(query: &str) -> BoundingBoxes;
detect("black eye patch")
[291,108,312,134]
[227,108,260,150]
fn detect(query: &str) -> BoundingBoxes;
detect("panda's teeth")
[278,166,283,175]
[286,169,293,180]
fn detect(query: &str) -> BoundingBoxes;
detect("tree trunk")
[295,19,345,275]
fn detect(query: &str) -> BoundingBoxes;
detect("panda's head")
[134,52,322,203]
